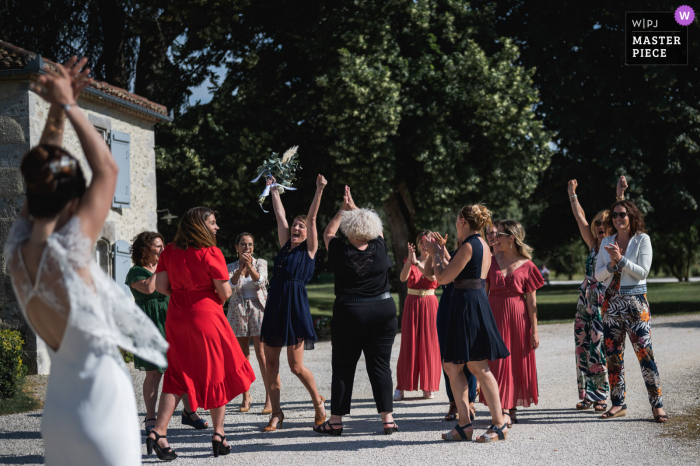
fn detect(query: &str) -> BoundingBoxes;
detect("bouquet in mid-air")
[251,145,301,212]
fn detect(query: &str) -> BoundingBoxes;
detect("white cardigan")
[595,232,652,295]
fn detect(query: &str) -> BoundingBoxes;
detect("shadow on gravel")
[653,319,700,329]
[0,454,43,464]
[0,431,42,440]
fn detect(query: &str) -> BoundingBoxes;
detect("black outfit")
[328,236,397,415]
[442,234,510,364]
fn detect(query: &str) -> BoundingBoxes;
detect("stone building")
[0,41,171,374]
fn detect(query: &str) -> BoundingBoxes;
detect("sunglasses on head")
[611,212,628,219]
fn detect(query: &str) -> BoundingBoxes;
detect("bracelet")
[616,195,625,201]
[569,195,578,200]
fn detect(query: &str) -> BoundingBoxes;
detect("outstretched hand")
[567,180,577,197]
[407,243,418,265]
[424,236,440,256]
[617,175,628,198]
[30,62,76,107]
[316,174,327,191]
[431,231,448,248]
[342,185,357,211]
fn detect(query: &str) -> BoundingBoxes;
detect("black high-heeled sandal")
[313,420,343,436]
[383,421,399,435]
[182,408,209,430]
[144,417,157,435]
[212,432,231,458]
[146,430,177,461]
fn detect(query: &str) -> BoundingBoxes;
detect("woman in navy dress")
[426,204,510,443]
[260,174,327,431]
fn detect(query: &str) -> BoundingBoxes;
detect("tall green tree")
[156,0,552,310]
[476,1,700,279]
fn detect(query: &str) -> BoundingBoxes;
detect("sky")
[187,64,227,105]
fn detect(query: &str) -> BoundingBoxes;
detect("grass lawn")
[308,281,700,323]
[0,377,43,415]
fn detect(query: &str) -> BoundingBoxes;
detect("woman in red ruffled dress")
[484,220,544,426]
[393,231,442,400]
[148,207,256,460]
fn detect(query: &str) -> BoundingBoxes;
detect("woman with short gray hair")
[314,186,398,436]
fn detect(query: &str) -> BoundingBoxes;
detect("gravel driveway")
[1,313,699,465]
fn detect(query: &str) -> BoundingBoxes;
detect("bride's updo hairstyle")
[173,206,217,250]
[20,144,87,218]
[458,204,492,235]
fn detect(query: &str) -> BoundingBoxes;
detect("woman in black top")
[315,186,398,436]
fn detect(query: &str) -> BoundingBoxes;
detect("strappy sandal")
[313,395,327,426]
[182,408,209,429]
[593,402,607,412]
[383,421,399,435]
[444,403,459,421]
[443,422,473,441]
[502,411,513,428]
[144,417,157,435]
[576,400,592,410]
[653,409,668,423]
[508,408,518,424]
[263,410,284,432]
[601,404,627,419]
[313,419,343,436]
[212,432,231,457]
[240,394,252,413]
[146,430,177,461]
[469,403,476,420]
[476,423,508,443]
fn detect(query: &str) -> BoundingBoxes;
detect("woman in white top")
[594,200,667,423]
[227,232,271,413]
[3,58,167,465]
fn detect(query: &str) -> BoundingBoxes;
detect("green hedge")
[0,329,27,399]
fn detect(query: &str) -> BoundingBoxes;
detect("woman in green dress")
[127,231,208,434]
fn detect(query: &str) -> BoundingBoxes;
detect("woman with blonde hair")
[259,174,328,432]
[227,232,272,414]
[426,204,510,443]
[484,219,544,425]
[149,207,256,459]
[567,177,627,412]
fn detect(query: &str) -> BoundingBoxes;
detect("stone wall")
[0,79,159,374]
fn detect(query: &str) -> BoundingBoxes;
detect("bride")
[3,58,168,465]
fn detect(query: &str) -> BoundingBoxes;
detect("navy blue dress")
[442,234,510,364]
[436,251,476,402]
[260,240,318,350]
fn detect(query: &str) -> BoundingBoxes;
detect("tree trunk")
[382,183,417,324]
[96,1,130,89]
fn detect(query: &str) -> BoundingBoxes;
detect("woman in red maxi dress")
[483,220,544,425]
[148,207,256,460]
[394,232,441,400]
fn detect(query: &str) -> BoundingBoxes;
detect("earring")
[510,243,513,249]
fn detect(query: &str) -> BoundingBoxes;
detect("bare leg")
[148,392,182,450]
[467,360,507,439]
[287,343,324,408]
[443,362,473,437]
[143,370,162,428]
[210,406,229,447]
[252,336,271,410]
[237,337,252,408]
[264,345,283,428]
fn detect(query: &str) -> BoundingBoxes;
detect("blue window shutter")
[111,131,131,208]
[113,239,132,295]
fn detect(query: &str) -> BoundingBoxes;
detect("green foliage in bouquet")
[253,146,302,209]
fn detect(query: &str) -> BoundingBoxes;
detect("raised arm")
[568,180,596,249]
[31,58,117,244]
[268,176,290,247]
[306,174,327,259]
[324,185,358,250]
[400,243,417,282]
[616,175,628,200]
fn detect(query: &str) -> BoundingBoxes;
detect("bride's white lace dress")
[3,216,168,466]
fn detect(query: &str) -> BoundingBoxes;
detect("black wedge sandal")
[146,430,177,461]
[476,423,508,443]
[212,432,231,457]
[182,408,209,429]
[383,421,399,435]
[443,422,473,441]
[313,420,343,436]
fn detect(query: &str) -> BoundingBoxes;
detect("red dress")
[396,263,441,392]
[156,244,256,411]
[483,259,544,408]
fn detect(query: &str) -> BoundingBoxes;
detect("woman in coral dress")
[148,207,256,460]
[484,220,544,425]
[393,231,441,400]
